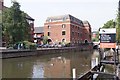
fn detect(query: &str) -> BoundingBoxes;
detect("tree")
[92,31,99,42]
[116,10,120,43]
[3,1,30,45]
[102,19,115,28]
[92,19,115,42]
[43,36,48,44]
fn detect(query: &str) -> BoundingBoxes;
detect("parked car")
[37,44,43,48]
[48,44,55,48]
[42,44,49,48]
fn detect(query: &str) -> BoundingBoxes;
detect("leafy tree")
[116,10,120,43]
[92,31,99,42]
[43,36,48,44]
[102,19,115,28]
[3,1,30,45]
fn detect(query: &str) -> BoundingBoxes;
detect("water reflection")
[2,50,103,78]
[0,59,2,79]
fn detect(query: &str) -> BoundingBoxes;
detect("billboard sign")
[99,28,116,48]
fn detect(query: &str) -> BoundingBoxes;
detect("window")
[72,32,74,36]
[78,33,79,37]
[63,17,66,21]
[62,31,66,35]
[62,39,65,42]
[78,27,80,30]
[48,32,50,36]
[62,24,66,28]
[48,25,51,29]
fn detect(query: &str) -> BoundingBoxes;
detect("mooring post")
[116,48,119,64]
[95,57,98,66]
[72,68,76,80]
[113,48,118,76]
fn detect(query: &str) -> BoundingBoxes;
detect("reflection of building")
[69,52,92,77]
[34,27,44,45]
[43,52,92,78]
[44,57,71,78]
[44,14,91,45]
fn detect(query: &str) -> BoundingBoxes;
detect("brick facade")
[44,14,91,45]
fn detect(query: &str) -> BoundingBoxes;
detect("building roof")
[34,27,44,33]
[46,14,83,25]
[83,20,90,26]
[25,14,34,21]
[83,20,91,29]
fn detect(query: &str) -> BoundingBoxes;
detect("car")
[37,44,43,48]
[42,44,49,48]
[48,44,54,48]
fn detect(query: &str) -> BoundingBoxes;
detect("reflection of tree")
[0,59,2,79]
[2,58,34,78]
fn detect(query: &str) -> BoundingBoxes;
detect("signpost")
[99,28,119,79]
[99,28,116,48]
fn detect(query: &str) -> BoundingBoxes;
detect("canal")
[2,50,114,78]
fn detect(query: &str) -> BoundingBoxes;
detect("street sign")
[99,28,116,48]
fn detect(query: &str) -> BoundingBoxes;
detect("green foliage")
[116,11,120,43]
[102,19,115,28]
[92,38,98,42]
[43,36,48,44]
[29,43,37,50]
[101,19,119,42]
[92,31,99,42]
[65,43,71,47]
[23,41,36,50]
[2,1,30,45]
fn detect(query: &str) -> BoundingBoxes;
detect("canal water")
[2,50,114,78]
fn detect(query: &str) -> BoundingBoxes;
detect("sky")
[4,0,118,31]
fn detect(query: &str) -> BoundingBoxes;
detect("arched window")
[62,39,65,42]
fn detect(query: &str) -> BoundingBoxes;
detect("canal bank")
[1,45,93,59]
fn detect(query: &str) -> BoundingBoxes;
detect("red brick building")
[44,14,91,45]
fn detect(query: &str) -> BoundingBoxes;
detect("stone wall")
[1,45,93,59]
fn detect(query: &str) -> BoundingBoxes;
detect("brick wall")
[44,15,92,45]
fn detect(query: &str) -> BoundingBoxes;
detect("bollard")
[95,57,98,66]
[72,68,76,80]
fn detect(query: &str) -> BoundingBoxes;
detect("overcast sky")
[4,0,118,31]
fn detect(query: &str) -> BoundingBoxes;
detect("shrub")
[29,43,37,50]
[65,43,71,47]
[23,41,37,50]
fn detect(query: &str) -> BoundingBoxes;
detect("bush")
[23,41,37,50]
[65,43,71,47]
[29,43,37,50]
